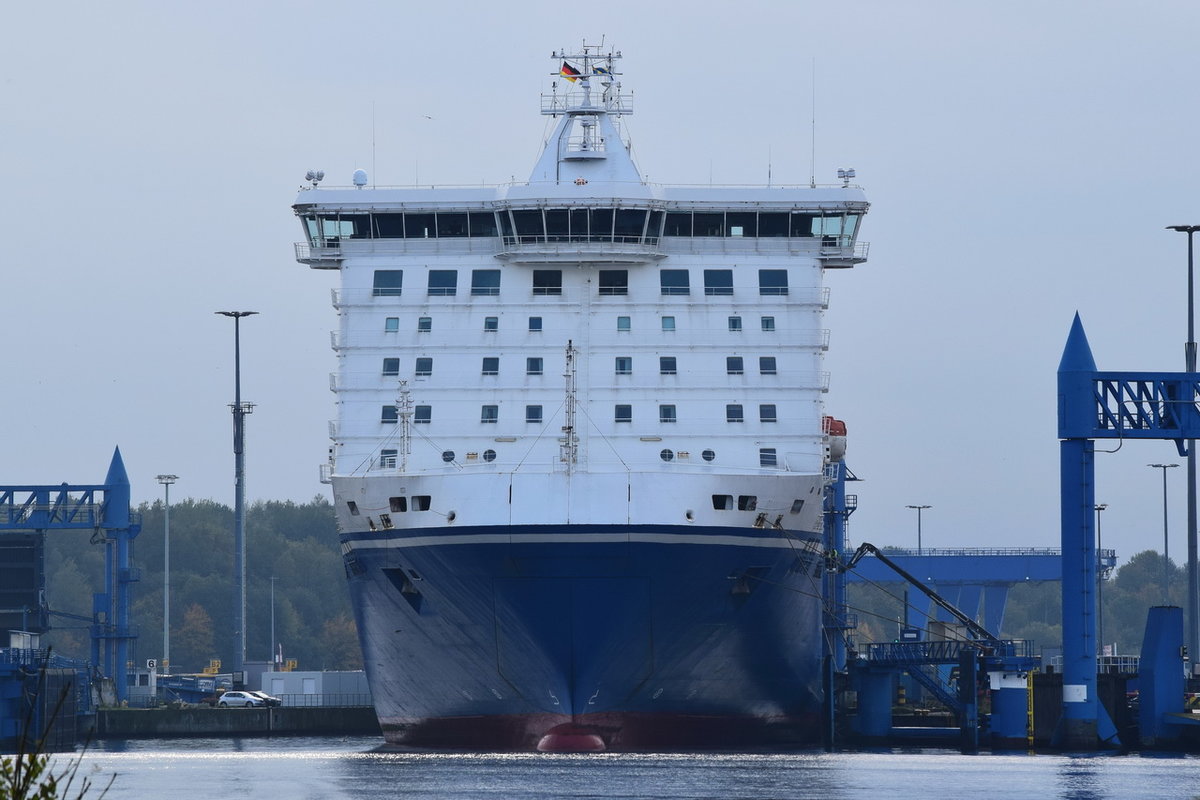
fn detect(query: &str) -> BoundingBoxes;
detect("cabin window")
[415,357,432,376]
[790,499,805,514]
[727,357,744,375]
[660,449,675,462]
[726,404,744,423]
[414,406,431,424]
[533,270,562,295]
[660,269,690,295]
[760,357,777,375]
[617,316,631,332]
[759,404,777,423]
[702,449,716,462]
[481,405,499,423]
[614,404,632,423]
[482,357,499,376]
[712,494,734,510]
[659,356,677,375]
[528,316,543,332]
[761,316,775,332]
[661,316,676,331]
[428,270,457,296]
[526,405,543,424]
[472,269,501,295]
[373,270,403,297]
[728,316,742,332]
[526,357,543,376]
[484,316,498,331]
[390,496,408,512]
[759,449,778,468]
[738,495,758,510]
[347,501,360,516]
[381,406,398,424]
[759,269,788,296]
[704,269,733,296]
[385,317,400,333]
[615,356,632,375]
[659,405,677,423]
[412,496,431,511]
[599,270,628,295]
[382,358,400,376]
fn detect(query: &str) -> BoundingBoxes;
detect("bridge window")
[759,213,789,237]
[614,209,647,239]
[694,213,724,237]
[664,212,692,236]
[405,213,434,238]
[436,213,469,237]
[726,212,756,237]
[468,212,498,237]
[512,209,544,240]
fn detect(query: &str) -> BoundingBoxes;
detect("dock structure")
[0,448,142,750]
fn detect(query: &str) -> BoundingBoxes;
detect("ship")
[292,46,869,752]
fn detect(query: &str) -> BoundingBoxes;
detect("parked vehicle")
[217,691,263,708]
[247,690,282,707]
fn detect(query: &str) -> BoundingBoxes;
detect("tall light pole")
[270,576,277,666]
[1095,503,1107,656]
[1168,224,1200,667]
[906,504,932,555]
[156,474,178,673]
[217,310,258,676]
[1149,463,1179,605]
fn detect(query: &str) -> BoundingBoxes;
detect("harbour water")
[62,736,1200,799]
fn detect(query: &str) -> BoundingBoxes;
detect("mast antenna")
[810,57,817,188]
[397,380,413,472]
[560,340,579,473]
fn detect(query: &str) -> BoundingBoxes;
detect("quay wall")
[96,706,380,738]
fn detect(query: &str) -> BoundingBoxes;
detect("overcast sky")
[4,1,1200,568]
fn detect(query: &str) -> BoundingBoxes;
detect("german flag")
[560,62,581,83]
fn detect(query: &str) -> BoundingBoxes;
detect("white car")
[217,691,264,708]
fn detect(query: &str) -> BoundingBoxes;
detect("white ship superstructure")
[295,49,868,542]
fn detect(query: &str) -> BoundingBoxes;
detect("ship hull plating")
[342,524,825,751]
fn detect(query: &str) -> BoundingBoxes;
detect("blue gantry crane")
[0,448,142,707]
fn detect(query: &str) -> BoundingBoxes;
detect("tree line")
[41,496,361,673]
[848,549,1188,656]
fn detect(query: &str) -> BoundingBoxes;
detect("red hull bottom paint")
[537,723,607,753]
[379,711,821,752]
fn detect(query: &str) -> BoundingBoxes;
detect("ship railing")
[540,92,633,116]
[879,546,1105,558]
[330,286,830,310]
[295,241,342,267]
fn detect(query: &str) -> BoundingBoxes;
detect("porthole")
[447,510,457,523]
[483,449,497,462]
[702,449,716,462]
[442,450,455,463]
[660,449,674,462]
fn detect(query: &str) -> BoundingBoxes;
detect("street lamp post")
[906,504,932,555]
[1168,224,1200,666]
[156,474,178,673]
[270,576,277,666]
[217,310,258,676]
[1095,503,1107,656]
[1149,463,1179,605]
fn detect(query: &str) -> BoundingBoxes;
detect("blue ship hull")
[342,524,825,751]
